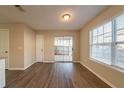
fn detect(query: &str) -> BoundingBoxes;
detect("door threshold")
[54,61,73,63]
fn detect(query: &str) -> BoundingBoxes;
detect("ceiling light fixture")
[62,14,71,21]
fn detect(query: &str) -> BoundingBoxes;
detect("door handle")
[5,51,8,53]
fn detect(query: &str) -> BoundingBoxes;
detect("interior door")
[36,34,44,62]
[0,29,9,69]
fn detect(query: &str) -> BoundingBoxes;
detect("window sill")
[88,58,124,73]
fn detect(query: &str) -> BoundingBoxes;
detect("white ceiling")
[0,5,107,30]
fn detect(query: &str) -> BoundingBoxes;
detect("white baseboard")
[80,62,116,88]
[43,61,80,63]
[8,68,25,70]
[43,61,54,63]
[35,60,54,63]
[8,61,36,70]
[24,62,35,70]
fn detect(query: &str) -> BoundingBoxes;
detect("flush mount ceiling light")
[62,14,71,21]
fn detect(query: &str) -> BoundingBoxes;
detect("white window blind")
[90,21,112,65]
[90,13,124,69]
[115,14,124,68]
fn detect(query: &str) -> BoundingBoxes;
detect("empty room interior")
[0,5,124,88]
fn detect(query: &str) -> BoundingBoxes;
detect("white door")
[0,29,9,69]
[36,34,44,62]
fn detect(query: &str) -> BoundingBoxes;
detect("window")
[90,13,124,69]
[115,14,124,68]
[90,21,112,65]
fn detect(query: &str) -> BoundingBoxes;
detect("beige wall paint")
[24,26,36,69]
[36,30,80,62]
[0,24,36,69]
[0,24,24,69]
[80,6,124,87]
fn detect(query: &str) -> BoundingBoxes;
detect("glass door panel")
[54,36,73,62]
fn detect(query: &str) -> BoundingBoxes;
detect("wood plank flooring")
[6,63,110,88]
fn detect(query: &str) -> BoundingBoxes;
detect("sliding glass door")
[54,36,73,62]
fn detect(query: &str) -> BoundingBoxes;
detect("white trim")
[8,68,25,70]
[24,62,35,70]
[43,61,80,63]
[80,61,116,88]
[8,61,80,70]
[89,58,124,73]
[54,36,73,62]
[7,30,10,69]
[8,61,36,70]
[43,61,54,63]
[0,29,10,69]
[89,13,124,72]
[35,61,43,63]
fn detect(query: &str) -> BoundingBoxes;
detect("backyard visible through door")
[54,36,73,62]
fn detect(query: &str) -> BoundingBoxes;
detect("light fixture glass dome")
[62,14,71,21]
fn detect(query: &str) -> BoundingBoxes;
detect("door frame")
[54,36,73,62]
[0,29,10,69]
[36,34,44,62]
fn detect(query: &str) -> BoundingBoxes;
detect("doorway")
[54,36,73,62]
[0,29,9,69]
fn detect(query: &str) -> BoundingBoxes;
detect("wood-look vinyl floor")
[6,63,110,88]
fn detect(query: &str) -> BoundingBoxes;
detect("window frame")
[89,13,124,71]
[89,21,112,65]
[113,14,124,68]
